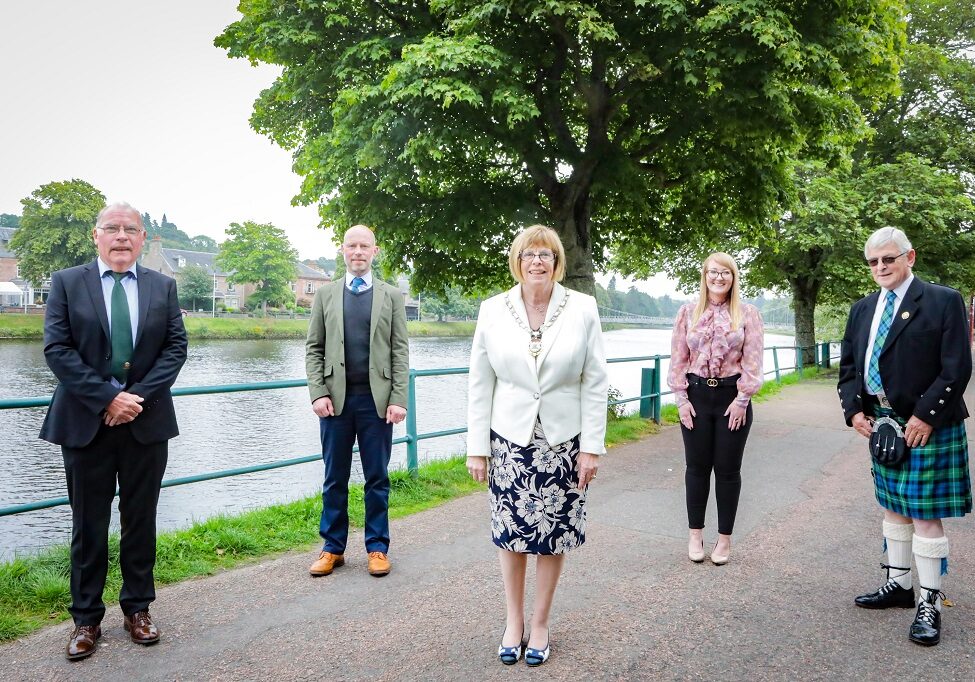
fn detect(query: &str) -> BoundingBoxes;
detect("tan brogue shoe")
[66,625,101,661]
[309,551,345,576]
[367,551,391,576]
[123,610,160,645]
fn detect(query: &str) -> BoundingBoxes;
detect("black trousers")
[62,423,168,625]
[679,382,753,535]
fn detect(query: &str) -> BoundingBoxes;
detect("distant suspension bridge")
[596,304,794,330]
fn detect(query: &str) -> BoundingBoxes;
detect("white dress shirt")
[345,270,373,292]
[864,274,914,396]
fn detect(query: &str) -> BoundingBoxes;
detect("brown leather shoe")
[309,551,345,576]
[123,610,160,645]
[66,625,101,660]
[367,551,391,576]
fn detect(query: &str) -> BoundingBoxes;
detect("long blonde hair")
[691,252,743,330]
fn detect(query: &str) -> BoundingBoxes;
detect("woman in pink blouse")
[668,252,764,565]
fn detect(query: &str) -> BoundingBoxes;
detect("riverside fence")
[0,342,838,518]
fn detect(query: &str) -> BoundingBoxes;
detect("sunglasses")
[865,251,908,268]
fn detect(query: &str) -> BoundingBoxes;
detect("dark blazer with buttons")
[838,276,971,429]
[40,260,188,449]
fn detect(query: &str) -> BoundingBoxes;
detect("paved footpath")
[3,378,974,681]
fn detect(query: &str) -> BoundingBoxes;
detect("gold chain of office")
[504,291,570,357]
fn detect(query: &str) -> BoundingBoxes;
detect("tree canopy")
[9,179,106,286]
[630,0,974,356]
[177,263,214,311]
[216,221,298,312]
[0,213,19,228]
[217,0,904,295]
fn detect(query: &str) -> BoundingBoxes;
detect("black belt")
[686,373,740,388]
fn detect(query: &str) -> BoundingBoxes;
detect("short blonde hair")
[692,252,744,330]
[507,225,566,283]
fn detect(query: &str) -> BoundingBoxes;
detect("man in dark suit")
[41,202,187,660]
[838,226,972,647]
[305,224,409,578]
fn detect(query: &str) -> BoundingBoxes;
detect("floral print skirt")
[489,420,586,555]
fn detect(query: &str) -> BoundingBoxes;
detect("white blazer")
[467,282,608,457]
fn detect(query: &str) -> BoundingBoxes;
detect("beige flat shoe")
[688,538,705,563]
[709,542,729,566]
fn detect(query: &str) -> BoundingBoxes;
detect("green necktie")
[110,272,133,383]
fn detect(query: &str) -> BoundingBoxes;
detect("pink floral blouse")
[668,301,764,407]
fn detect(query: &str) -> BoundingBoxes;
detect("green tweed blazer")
[305,278,409,417]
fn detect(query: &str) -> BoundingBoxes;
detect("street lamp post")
[212,273,216,318]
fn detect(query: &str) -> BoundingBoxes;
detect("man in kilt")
[838,226,972,646]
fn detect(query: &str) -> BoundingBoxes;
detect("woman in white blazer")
[467,225,608,667]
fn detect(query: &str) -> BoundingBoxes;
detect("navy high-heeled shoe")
[524,640,550,667]
[497,626,525,665]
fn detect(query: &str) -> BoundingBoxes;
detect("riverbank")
[0,314,477,340]
[0,410,673,642]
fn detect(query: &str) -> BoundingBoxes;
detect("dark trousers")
[679,382,753,535]
[62,423,168,625]
[319,393,393,554]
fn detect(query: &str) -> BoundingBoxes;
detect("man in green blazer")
[305,224,409,578]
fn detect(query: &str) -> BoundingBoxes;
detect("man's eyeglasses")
[98,225,143,236]
[706,269,732,280]
[865,251,907,268]
[519,250,556,262]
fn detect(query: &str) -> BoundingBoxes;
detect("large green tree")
[9,179,106,286]
[216,221,298,313]
[177,263,214,311]
[632,0,974,360]
[217,0,903,295]
[0,213,19,227]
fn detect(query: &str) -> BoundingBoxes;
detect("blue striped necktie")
[351,276,365,293]
[866,290,897,394]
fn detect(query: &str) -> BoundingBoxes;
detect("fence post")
[639,367,654,419]
[773,347,780,382]
[653,357,662,424]
[820,341,830,369]
[796,346,804,379]
[406,369,419,477]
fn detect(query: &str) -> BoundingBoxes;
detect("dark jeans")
[319,393,393,554]
[679,382,753,535]
[62,423,168,625]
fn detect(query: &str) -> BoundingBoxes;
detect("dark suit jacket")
[40,261,188,448]
[838,277,971,429]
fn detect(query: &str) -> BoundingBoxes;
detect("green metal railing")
[0,342,838,518]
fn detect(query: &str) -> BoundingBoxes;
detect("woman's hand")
[576,452,600,491]
[724,401,748,431]
[467,455,488,483]
[678,402,696,430]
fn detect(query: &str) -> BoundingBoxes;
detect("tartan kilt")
[871,407,973,519]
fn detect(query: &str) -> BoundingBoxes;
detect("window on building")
[177,256,186,268]
[227,282,235,292]
[290,282,297,292]
[305,281,315,294]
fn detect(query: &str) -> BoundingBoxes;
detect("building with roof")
[141,237,330,311]
[0,227,45,307]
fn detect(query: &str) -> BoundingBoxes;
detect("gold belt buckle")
[706,378,719,388]
[878,395,892,409]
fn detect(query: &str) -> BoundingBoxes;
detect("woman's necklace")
[504,291,570,357]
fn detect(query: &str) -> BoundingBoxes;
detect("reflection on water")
[0,329,796,557]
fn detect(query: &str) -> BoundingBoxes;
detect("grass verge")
[0,314,476,340]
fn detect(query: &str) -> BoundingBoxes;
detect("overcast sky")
[0,1,687,297]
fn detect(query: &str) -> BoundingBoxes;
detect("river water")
[0,329,796,558]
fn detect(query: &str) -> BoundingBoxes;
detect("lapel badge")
[901,311,910,320]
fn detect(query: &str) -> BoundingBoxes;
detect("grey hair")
[864,226,912,258]
[96,202,143,228]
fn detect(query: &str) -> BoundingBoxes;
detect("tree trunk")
[549,186,595,296]
[790,275,822,369]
